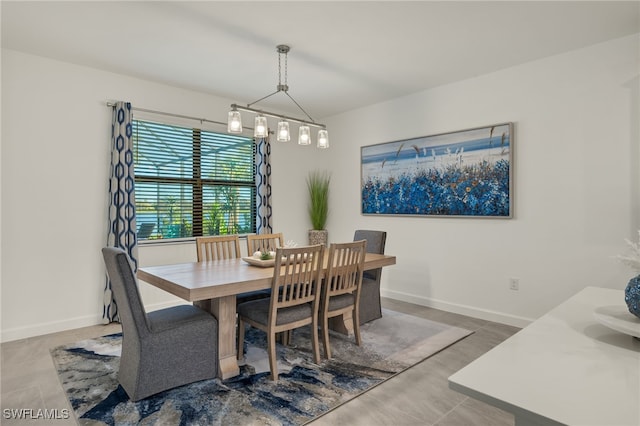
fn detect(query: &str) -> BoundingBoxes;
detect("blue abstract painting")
[361,123,513,218]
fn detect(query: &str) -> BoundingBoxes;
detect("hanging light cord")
[246,45,316,124]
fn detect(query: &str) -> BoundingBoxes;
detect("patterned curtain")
[255,136,273,234]
[102,101,138,323]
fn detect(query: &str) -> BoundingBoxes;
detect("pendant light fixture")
[227,44,329,148]
[254,114,268,138]
[298,125,311,145]
[317,129,329,149]
[276,120,290,142]
[227,107,242,134]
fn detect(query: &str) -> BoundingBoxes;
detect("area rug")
[51,309,472,425]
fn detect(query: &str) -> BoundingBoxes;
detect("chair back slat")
[247,233,284,254]
[196,235,241,261]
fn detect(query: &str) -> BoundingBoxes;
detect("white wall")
[0,49,317,341]
[326,34,640,326]
[1,33,638,341]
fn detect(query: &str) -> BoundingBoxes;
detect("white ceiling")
[2,1,639,120]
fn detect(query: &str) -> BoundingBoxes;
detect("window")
[133,119,256,240]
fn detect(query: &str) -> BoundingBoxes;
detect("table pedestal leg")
[328,312,354,336]
[196,296,240,379]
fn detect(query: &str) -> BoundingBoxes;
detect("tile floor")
[1,298,520,425]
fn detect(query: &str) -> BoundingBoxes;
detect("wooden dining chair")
[196,235,241,261]
[195,234,269,304]
[246,232,284,254]
[236,244,325,381]
[320,240,367,359]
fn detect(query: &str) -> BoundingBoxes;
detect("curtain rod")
[105,101,257,131]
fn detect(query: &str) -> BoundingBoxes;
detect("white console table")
[449,287,640,426]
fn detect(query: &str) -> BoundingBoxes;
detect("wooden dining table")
[137,252,396,379]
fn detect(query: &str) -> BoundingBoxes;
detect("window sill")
[138,235,250,246]
[138,238,195,246]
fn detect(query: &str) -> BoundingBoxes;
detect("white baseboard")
[2,292,532,343]
[381,289,533,328]
[1,314,103,343]
[0,300,188,343]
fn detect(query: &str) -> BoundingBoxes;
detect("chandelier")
[227,45,329,149]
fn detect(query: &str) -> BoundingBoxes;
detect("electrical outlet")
[509,278,520,291]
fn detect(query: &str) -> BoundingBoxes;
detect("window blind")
[133,119,256,240]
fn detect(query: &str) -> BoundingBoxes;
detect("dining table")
[137,251,396,379]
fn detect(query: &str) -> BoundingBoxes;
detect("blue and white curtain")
[103,101,138,323]
[255,136,273,234]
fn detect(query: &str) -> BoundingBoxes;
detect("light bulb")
[277,120,290,142]
[317,129,329,149]
[298,125,311,145]
[254,115,268,138]
[227,109,242,134]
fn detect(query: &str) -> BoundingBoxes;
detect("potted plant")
[307,170,330,246]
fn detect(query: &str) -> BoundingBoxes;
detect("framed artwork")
[361,122,513,218]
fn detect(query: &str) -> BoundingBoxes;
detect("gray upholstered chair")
[353,230,387,324]
[102,247,218,401]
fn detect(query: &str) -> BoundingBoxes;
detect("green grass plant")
[307,171,331,230]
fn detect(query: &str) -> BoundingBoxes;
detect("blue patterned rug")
[51,309,471,425]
